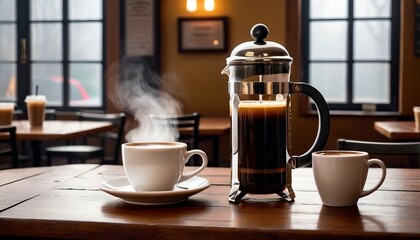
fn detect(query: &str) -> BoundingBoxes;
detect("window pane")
[310,21,348,60]
[354,20,390,60]
[69,63,102,107]
[30,0,62,20]
[0,24,16,61]
[0,64,16,101]
[354,0,391,18]
[69,23,102,61]
[353,63,390,104]
[309,63,347,103]
[69,0,102,20]
[31,23,62,61]
[32,63,63,106]
[310,0,348,19]
[0,0,15,21]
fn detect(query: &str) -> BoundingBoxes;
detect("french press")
[221,24,330,203]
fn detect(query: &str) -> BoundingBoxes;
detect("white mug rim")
[313,150,368,157]
[122,141,187,150]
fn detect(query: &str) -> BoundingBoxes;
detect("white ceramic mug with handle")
[122,142,208,191]
[312,150,386,207]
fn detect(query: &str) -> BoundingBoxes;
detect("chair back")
[337,138,420,168]
[13,109,24,120]
[14,108,56,120]
[45,109,57,120]
[150,112,200,150]
[0,126,19,168]
[78,112,126,164]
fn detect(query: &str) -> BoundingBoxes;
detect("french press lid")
[224,24,292,78]
[226,24,292,66]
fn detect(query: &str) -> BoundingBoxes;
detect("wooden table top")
[374,121,420,140]
[8,120,114,141]
[0,165,419,240]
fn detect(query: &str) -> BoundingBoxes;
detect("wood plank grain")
[0,164,99,211]
[1,165,419,240]
[1,187,419,239]
[0,167,50,186]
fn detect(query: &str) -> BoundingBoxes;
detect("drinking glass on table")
[0,102,14,125]
[25,95,46,128]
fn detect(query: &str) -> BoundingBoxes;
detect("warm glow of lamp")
[186,0,197,12]
[204,0,215,11]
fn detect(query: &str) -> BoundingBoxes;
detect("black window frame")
[301,0,400,112]
[13,0,107,111]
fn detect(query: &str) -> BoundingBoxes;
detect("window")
[0,0,105,110]
[0,0,17,102]
[302,0,400,112]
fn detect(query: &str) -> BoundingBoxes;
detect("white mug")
[312,150,386,207]
[122,142,208,191]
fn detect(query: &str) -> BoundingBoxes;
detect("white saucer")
[99,176,210,205]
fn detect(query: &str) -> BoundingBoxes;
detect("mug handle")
[289,82,330,168]
[360,159,387,198]
[179,149,208,182]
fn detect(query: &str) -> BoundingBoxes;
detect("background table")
[195,117,230,166]
[374,121,420,140]
[8,120,113,166]
[0,164,419,239]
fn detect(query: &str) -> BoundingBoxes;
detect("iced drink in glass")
[25,95,46,127]
[0,103,14,125]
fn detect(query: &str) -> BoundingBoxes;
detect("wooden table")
[198,117,230,136]
[0,164,419,240]
[196,117,230,166]
[8,120,113,166]
[374,121,420,140]
[177,117,230,166]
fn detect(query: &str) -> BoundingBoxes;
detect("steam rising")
[108,59,182,142]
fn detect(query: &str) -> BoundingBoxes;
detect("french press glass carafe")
[222,24,330,203]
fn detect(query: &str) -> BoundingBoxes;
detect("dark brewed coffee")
[238,101,287,194]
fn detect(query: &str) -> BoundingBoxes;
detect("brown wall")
[160,0,286,116]
[107,0,420,158]
[399,0,420,115]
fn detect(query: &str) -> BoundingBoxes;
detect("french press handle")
[288,82,330,168]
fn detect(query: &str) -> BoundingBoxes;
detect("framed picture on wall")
[121,0,160,72]
[178,17,228,53]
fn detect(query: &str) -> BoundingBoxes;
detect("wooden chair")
[0,126,19,168]
[45,109,57,120]
[150,112,200,149]
[150,112,201,165]
[12,109,24,120]
[14,108,57,120]
[45,112,126,165]
[337,138,420,168]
